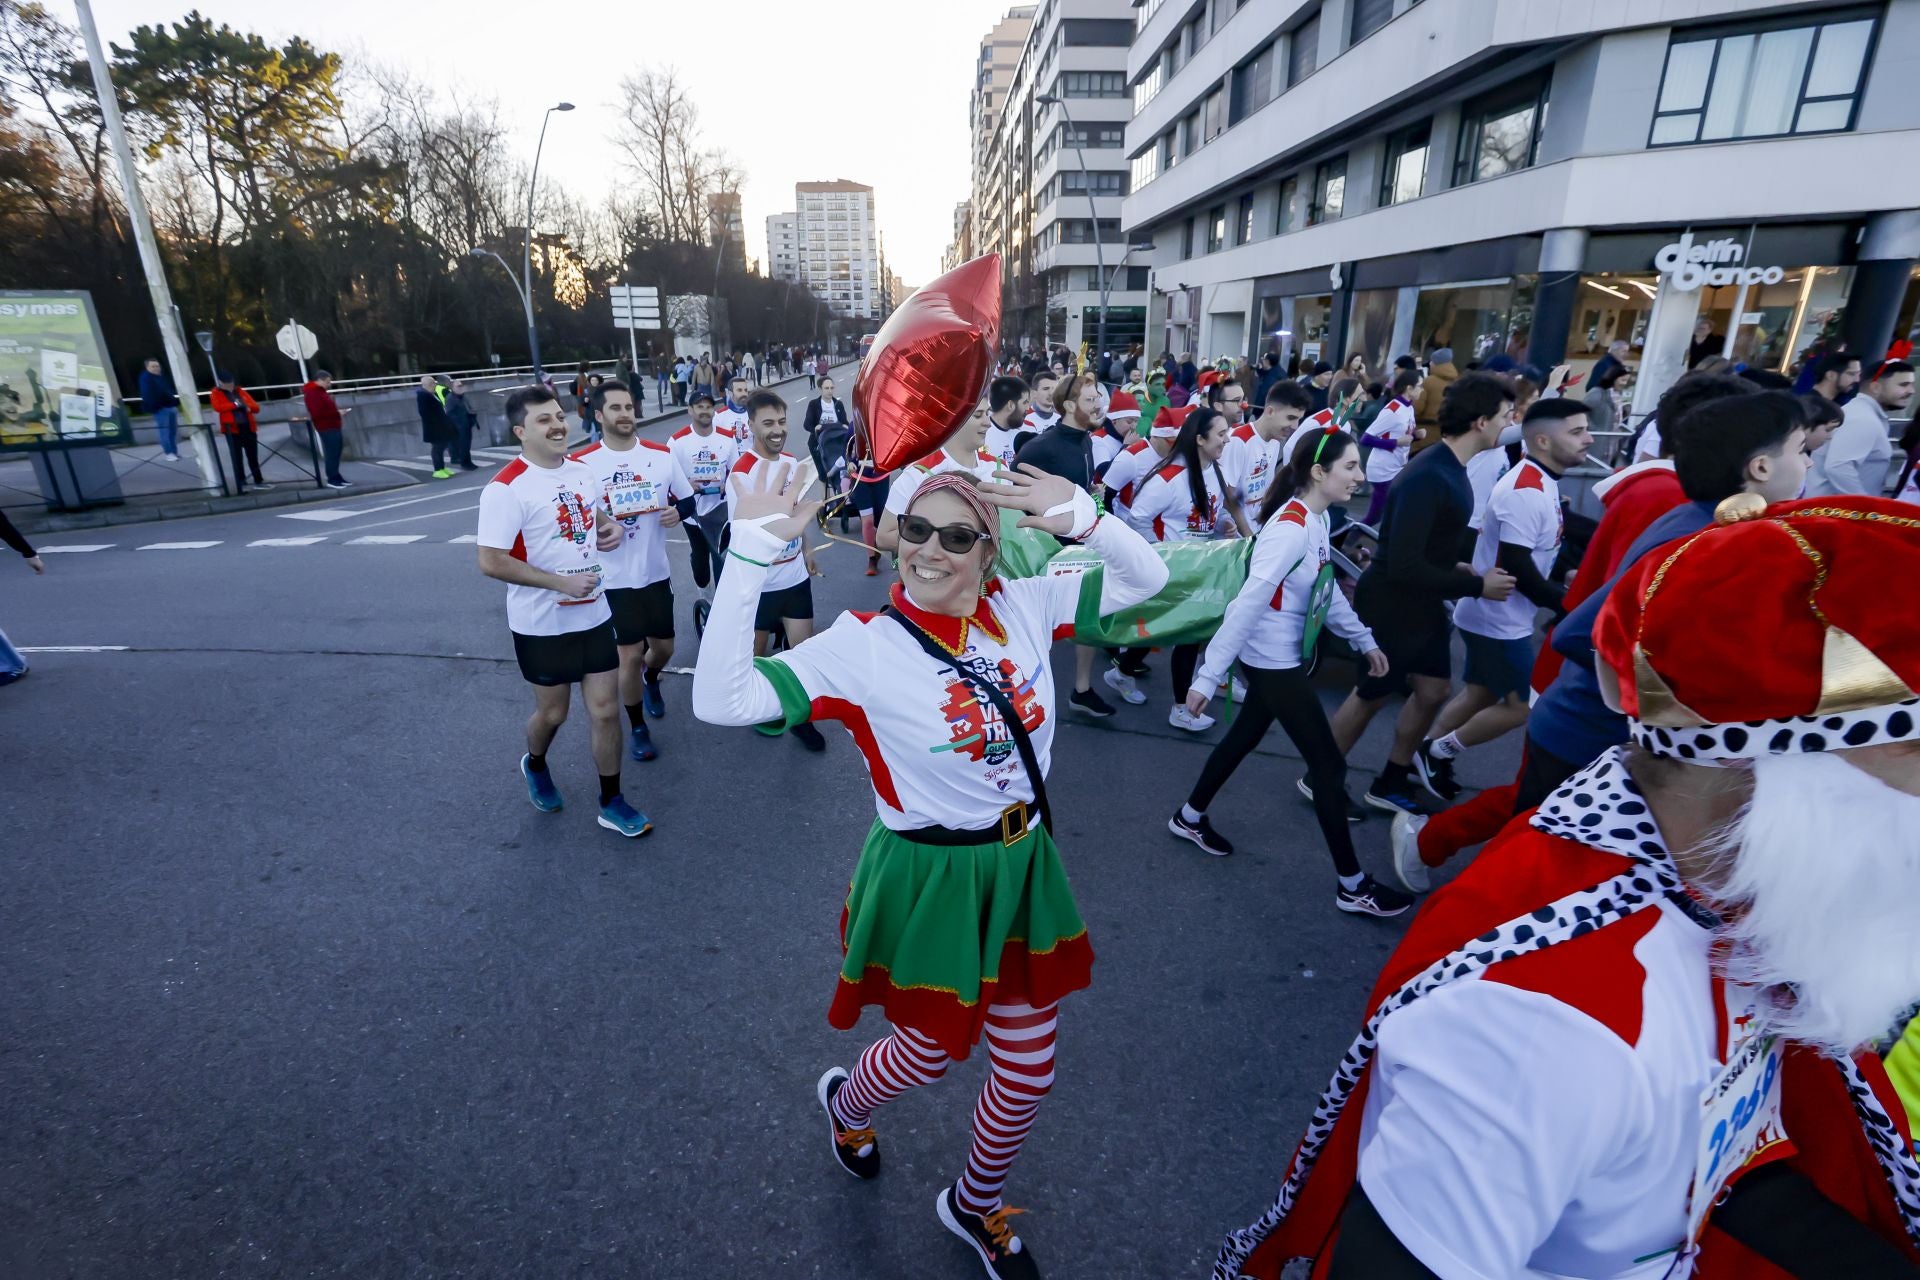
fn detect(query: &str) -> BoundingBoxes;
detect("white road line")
[346,534,427,545]
[249,536,328,547]
[36,544,114,553]
[19,645,129,652]
[330,502,479,534]
[376,458,440,472]
[275,482,484,522]
[473,448,519,460]
[137,541,222,550]
[448,534,479,544]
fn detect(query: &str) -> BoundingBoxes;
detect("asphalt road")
[1,379,1523,1279]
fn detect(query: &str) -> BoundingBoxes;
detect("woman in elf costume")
[693,461,1167,1279]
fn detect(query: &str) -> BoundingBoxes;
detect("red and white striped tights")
[829,1001,1058,1216]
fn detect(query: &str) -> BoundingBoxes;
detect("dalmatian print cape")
[1215,747,1920,1279]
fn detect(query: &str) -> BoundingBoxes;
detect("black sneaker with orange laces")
[816,1067,880,1179]
[936,1183,1041,1279]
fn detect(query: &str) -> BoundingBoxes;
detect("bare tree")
[612,66,742,248]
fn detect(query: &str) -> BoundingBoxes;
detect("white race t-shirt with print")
[884,448,1000,517]
[983,423,1022,469]
[669,424,736,518]
[1366,396,1419,484]
[1454,458,1562,641]
[476,456,610,636]
[725,450,810,591]
[571,438,694,589]
[1224,422,1286,526]
[1100,438,1161,528]
[1130,459,1232,542]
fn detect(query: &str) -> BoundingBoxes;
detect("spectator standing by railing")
[302,369,349,488]
[211,372,270,492]
[416,374,456,479]
[0,506,45,686]
[138,356,181,461]
[447,378,478,471]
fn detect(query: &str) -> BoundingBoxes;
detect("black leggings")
[685,521,725,590]
[1185,662,1360,879]
[1171,644,1200,702]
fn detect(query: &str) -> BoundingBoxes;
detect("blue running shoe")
[630,723,658,762]
[597,795,653,838]
[521,754,562,812]
[1363,780,1425,816]
[642,672,666,719]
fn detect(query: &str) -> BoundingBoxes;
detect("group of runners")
[469,348,1920,1279]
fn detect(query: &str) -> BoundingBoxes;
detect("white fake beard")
[1702,751,1920,1055]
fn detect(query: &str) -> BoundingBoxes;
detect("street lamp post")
[1099,241,1161,371]
[469,248,535,364]
[1035,93,1107,367]
[523,101,574,379]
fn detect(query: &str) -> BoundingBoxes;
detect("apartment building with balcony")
[1121,0,1920,411]
[788,180,882,322]
[974,0,1153,353]
[766,212,801,285]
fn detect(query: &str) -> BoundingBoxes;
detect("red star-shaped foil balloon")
[852,253,1002,474]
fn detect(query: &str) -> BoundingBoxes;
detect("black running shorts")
[512,620,619,687]
[754,579,816,632]
[606,580,675,644]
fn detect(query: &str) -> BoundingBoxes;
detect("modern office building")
[944,201,973,272]
[968,7,1040,267]
[1120,0,1920,412]
[766,212,800,284]
[975,0,1151,353]
[789,180,882,322]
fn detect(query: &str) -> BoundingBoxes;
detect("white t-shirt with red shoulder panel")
[669,424,737,518]
[1100,438,1161,528]
[983,423,1023,470]
[1365,396,1419,484]
[693,512,1169,831]
[1224,421,1286,526]
[1129,457,1233,542]
[884,447,1001,517]
[476,455,611,636]
[1453,457,1563,642]
[712,403,749,442]
[725,450,810,591]
[570,438,694,590]
[1192,498,1374,696]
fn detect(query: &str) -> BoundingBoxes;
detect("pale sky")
[80,0,1020,284]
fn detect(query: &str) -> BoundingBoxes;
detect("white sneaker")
[163,452,181,461]
[1230,673,1248,703]
[1168,704,1215,732]
[1392,811,1431,893]
[1102,666,1146,706]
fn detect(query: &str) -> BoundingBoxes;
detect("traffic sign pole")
[287,317,309,383]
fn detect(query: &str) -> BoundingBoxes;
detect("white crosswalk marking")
[377,459,440,472]
[137,541,222,550]
[277,509,360,522]
[249,536,328,547]
[473,448,519,460]
[37,544,114,553]
[447,534,479,544]
[346,534,427,545]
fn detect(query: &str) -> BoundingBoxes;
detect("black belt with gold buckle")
[901,800,1038,848]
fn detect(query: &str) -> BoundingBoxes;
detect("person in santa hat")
[1218,493,1920,1280]
[1090,389,1141,479]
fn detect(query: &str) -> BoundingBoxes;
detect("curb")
[10,473,419,536]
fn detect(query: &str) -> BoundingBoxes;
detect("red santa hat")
[1106,390,1141,421]
[1150,403,1191,439]
[1197,369,1221,390]
[1594,494,1920,763]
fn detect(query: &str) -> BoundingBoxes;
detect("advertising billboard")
[0,290,132,452]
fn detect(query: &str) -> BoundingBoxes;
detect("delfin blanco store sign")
[1654,232,1786,291]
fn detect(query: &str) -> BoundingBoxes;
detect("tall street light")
[1034,92,1108,364]
[523,101,575,379]
[469,248,534,371]
[1099,241,1160,373]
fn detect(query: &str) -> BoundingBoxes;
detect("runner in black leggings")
[1167,425,1413,918]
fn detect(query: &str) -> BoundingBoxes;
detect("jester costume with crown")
[1217,496,1920,1280]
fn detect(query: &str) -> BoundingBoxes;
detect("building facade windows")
[1380,121,1430,206]
[1130,147,1160,191]
[1287,8,1320,87]
[1309,156,1346,225]
[1207,204,1227,253]
[1134,54,1167,112]
[1203,85,1228,143]
[1453,74,1550,186]
[1350,0,1394,45]
[1230,41,1277,125]
[1237,193,1255,245]
[1648,11,1876,147]
[1275,174,1303,234]
[1055,70,1126,98]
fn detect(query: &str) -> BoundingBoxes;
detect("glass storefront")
[1410,276,1536,365]
[1563,265,1858,377]
[1252,292,1333,374]
[1346,289,1399,376]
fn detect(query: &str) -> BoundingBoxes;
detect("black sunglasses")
[898,515,992,555]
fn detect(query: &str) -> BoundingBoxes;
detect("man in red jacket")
[1220,495,1920,1280]
[1394,372,1740,883]
[302,369,349,488]
[209,371,268,493]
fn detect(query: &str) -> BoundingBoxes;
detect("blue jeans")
[154,407,179,456]
[319,427,345,484]
[0,624,25,681]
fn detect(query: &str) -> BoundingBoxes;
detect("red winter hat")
[1197,369,1221,389]
[1595,495,1920,762]
[1106,390,1141,420]
[1151,403,1191,438]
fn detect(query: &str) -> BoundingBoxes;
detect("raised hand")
[727,459,822,545]
[980,464,1086,536]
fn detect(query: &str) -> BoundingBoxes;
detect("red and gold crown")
[1594,495,1920,762]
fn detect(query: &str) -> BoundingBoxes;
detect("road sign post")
[276,319,318,383]
[611,285,661,410]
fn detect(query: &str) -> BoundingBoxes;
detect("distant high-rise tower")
[794,180,880,322]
